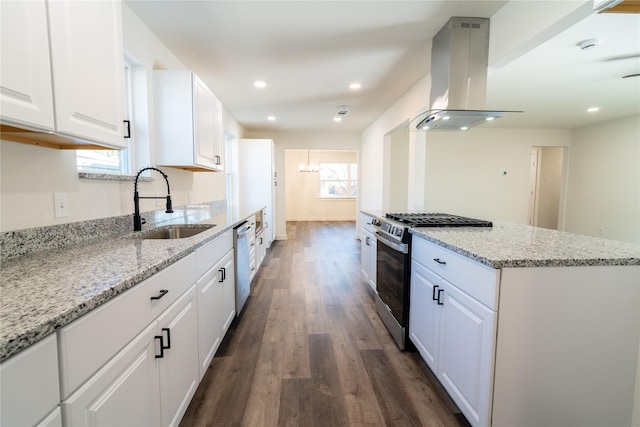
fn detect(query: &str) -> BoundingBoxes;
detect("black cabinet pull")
[150,289,168,301]
[124,120,131,138]
[161,328,171,350]
[433,258,447,265]
[155,335,164,358]
[219,267,225,283]
[437,289,445,305]
[222,267,226,281]
[432,285,439,301]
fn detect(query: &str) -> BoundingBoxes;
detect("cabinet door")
[212,93,224,170]
[0,0,54,130]
[1,334,59,427]
[62,322,162,427]
[157,286,200,427]
[360,229,377,291]
[47,0,126,148]
[438,280,496,427]
[196,260,224,379]
[193,75,217,168]
[220,250,236,334]
[409,260,441,372]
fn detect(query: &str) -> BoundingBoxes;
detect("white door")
[409,261,441,372]
[62,322,162,427]
[0,0,54,130]
[437,281,496,427]
[157,287,200,427]
[528,148,540,226]
[48,0,126,148]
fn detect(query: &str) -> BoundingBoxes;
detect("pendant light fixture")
[299,149,319,173]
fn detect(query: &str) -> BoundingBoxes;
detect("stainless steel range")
[372,212,492,349]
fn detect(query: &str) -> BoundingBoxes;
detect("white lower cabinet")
[0,334,61,427]
[196,247,235,379]
[61,286,198,427]
[410,237,498,427]
[256,229,266,268]
[360,226,376,292]
[61,322,162,426]
[157,286,200,427]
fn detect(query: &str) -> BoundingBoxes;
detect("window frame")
[318,162,358,199]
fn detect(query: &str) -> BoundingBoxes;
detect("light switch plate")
[54,192,68,218]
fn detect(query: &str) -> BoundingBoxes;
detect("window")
[319,162,358,198]
[76,62,133,174]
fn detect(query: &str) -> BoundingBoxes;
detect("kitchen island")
[407,222,640,427]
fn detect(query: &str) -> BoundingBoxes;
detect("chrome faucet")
[133,167,174,231]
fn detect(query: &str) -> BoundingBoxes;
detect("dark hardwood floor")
[180,221,470,427]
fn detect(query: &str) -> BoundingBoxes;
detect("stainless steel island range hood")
[410,17,520,131]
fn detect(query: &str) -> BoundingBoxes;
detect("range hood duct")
[411,17,519,131]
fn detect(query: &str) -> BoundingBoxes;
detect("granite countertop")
[360,210,640,269]
[410,222,640,269]
[0,204,263,362]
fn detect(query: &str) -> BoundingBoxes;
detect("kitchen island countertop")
[360,210,640,269]
[0,204,263,362]
[410,221,640,269]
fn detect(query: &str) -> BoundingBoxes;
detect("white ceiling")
[125,1,640,133]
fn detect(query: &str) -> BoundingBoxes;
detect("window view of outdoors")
[319,162,357,197]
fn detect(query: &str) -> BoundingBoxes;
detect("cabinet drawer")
[412,236,499,309]
[58,253,197,399]
[196,230,233,278]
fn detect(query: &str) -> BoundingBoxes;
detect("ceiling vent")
[336,105,350,116]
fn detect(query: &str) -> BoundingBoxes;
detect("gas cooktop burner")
[385,212,492,228]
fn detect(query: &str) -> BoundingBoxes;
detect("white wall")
[565,115,640,244]
[361,76,430,212]
[0,4,239,232]
[284,150,357,221]
[245,130,360,239]
[422,128,571,224]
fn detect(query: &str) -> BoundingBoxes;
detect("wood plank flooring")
[180,221,470,427]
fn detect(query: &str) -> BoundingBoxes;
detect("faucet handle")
[141,218,147,225]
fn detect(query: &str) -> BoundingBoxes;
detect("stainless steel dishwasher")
[234,221,252,315]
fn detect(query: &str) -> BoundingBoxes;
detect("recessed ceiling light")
[485,116,495,121]
[267,115,276,121]
[460,126,469,131]
[333,117,343,122]
[587,107,600,113]
[254,81,267,88]
[349,82,361,90]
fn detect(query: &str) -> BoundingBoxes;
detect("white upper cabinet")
[0,0,55,131]
[48,0,126,148]
[154,70,224,172]
[1,0,127,149]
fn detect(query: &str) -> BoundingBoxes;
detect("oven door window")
[376,240,408,326]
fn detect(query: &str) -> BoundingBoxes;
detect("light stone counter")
[410,221,640,269]
[0,203,264,362]
[360,210,640,268]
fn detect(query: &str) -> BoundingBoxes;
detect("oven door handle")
[374,231,408,254]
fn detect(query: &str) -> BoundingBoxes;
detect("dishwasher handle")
[236,224,252,237]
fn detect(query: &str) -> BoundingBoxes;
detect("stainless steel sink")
[136,224,214,240]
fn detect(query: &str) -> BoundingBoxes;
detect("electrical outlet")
[599,226,605,235]
[53,192,68,218]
